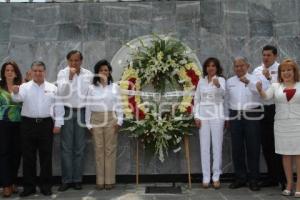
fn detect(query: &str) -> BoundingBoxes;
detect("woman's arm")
[256,81,275,100]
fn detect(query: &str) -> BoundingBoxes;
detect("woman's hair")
[0,60,22,90]
[278,58,299,83]
[202,57,223,78]
[92,59,113,86]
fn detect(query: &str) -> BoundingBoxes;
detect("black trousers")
[0,121,21,187]
[21,117,53,191]
[261,105,285,183]
[229,109,262,182]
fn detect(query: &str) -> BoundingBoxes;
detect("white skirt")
[274,118,300,155]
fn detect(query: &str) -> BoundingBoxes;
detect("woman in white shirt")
[85,60,123,190]
[257,59,300,197]
[194,57,226,189]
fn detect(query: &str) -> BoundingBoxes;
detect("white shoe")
[281,189,292,196]
[294,191,300,198]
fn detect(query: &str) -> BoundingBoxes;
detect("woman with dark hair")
[194,57,226,189]
[0,61,22,197]
[85,59,123,190]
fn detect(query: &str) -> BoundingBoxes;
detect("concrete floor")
[0,183,292,200]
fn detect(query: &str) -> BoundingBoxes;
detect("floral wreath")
[119,35,201,162]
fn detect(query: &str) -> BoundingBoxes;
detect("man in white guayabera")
[253,45,285,189]
[56,50,93,191]
[225,57,264,191]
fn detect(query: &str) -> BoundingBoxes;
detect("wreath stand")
[135,134,192,193]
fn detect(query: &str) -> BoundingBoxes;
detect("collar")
[262,61,279,70]
[32,80,45,88]
[235,72,250,79]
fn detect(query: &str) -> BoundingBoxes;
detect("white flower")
[179,59,187,65]
[173,147,181,153]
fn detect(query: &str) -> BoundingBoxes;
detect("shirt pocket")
[44,90,56,105]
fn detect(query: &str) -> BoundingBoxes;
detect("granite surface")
[1,1,299,176]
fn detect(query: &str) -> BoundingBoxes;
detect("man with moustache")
[57,50,93,191]
[226,57,263,191]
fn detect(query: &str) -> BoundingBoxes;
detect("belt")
[64,106,85,111]
[22,116,52,123]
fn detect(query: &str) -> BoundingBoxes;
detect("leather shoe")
[105,184,114,190]
[229,180,246,189]
[12,184,19,194]
[73,182,82,190]
[258,179,278,187]
[40,188,52,196]
[212,181,221,189]
[202,182,210,189]
[3,186,12,197]
[19,189,36,197]
[95,184,104,190]
[58,183,72,192]
[280,181,287,191]
[249,181,260,191]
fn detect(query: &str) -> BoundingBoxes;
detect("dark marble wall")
[1,0,299,175]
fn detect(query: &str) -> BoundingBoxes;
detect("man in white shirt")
[12,61,64,197]
[56,50,93,191]
[253,45,285,188]
[226,57,263,191]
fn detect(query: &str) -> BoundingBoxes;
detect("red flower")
[128,78,136,90]
[187,106,192,114]
[138,110,145,120]
[186,99,194,114]
[186,69,199,86]
[128,94,145,120]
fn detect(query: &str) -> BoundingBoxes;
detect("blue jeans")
[60,107,87,184]
[229,109,262,182]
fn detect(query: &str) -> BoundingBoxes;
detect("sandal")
[294,191,300,198]
[281,189,292,196]
[202,183,210,189]
[213,181,221,189]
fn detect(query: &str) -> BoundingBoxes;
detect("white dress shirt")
[225,73,262,117]
[253,61,279,105]
[57,66,93,108]
[11,80,65,127]
[85,83,123,129]
[194,76,226,120]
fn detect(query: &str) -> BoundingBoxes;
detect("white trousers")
[199,119,224,183]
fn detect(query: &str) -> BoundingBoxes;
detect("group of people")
[0,45,299,198]
[0,50,123,197]
[194,45,300,197]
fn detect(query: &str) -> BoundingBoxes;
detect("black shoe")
[229,180,247,189]
[280,181,287,191]
[73,182,82,190]
[58,183,72,192]
[258,179,278,187]
[19,189,36,197]
[40,189,52,196]
[249,181,260,191]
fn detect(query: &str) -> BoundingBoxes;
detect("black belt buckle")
[35,118,43,123]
